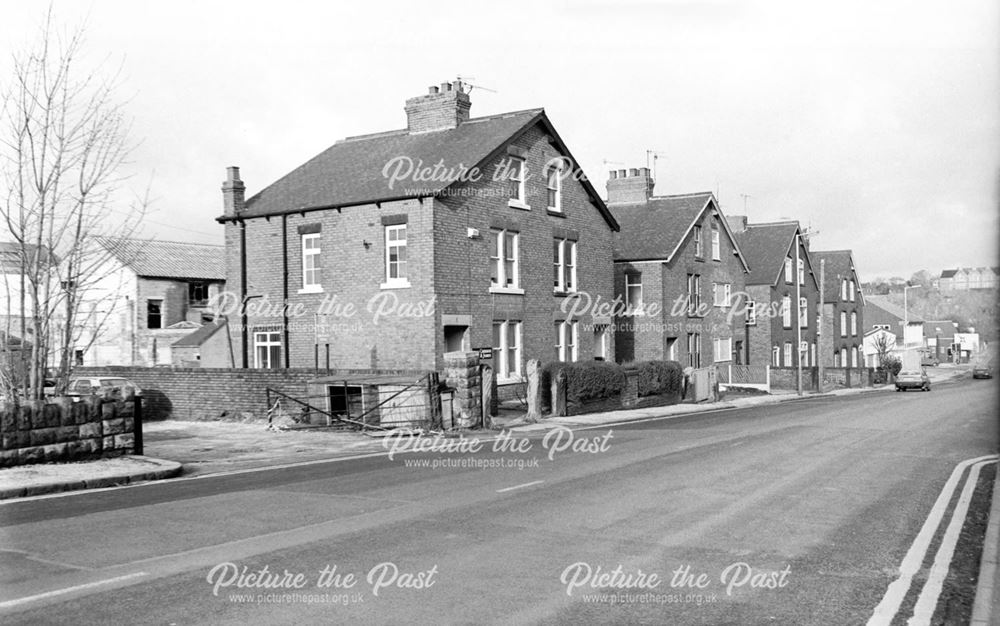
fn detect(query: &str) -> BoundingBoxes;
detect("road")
[1,377,996,625]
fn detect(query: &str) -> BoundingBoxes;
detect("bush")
[543,360,627,404]
[632,360,684,397]
[875,355,902,384]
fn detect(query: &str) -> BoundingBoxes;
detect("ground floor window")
[783,342,792,366]
[253,329,282,369]
[493,320,522,380]
[555,320,579,362]
[687,333,701,368]
[593,325,608,361]
[772,345,780,366]
[851,346,858,367]
[712,337,732,363]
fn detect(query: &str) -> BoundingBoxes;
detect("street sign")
[477,347,493,359]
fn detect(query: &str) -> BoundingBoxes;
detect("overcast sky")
[1,0,996,280]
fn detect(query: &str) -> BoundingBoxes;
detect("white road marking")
[0,572,149,609]
[867,454,999,626]
[907,459,997,625]
[496,480,544,493]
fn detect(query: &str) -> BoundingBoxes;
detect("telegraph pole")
[818,259,825,393]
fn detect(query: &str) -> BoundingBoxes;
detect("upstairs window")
[784,257,793,283]
[781,294,792,328]
[507,157,526,207]
[713,282,731,307]
[384,224,408,287]
[301,233,322,292]
[797,258,805,285]
[147,299,162,329]
[799,297,808,328]
[188,282,208,307]
[553,239,577,293]
[546,162,562,212]
[851,311,858,336]
[711,223,721,260]
[840,311,847,337]
[687,273,702,316]
[625,273,643,314]
[841,279,848,301]
[490,229,520,290]
[746,301,757,325]
[693,225,703,257]
[849,280,856,302]
[253,329,282,369]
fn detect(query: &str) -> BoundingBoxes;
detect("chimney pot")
[609,170,618,179]
[617,169,626,178]
[428,85,439,95]
[628,168,639,177]
[226,166,241,183]
[441,82,452,92]
[639,167,650,177]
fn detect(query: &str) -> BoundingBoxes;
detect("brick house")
[811,250,865,367]
[216,80,619,390]
[80,237,225,366]
[731,220,820,367]
[609,169,750,367]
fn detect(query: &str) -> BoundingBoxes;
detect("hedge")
[633,360,684,398]
[542,360,627,404]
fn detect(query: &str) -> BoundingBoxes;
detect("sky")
[1,0,997,280]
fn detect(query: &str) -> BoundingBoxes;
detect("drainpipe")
[282,214,290,368]
[239,219,249,368]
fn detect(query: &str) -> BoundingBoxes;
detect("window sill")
[507,199,531,211]
[489,286,525,295]
[497,375,525,385]
[553,289,579,296]
[546,208,565,217]
[379,280,411,290]
[297,286,324,295]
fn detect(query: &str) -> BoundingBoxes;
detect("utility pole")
[795,233,803,396]
[818,259,825,393]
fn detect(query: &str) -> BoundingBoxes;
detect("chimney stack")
[404,80,471,133]
[222,166,245,217]
[606,166,654,205]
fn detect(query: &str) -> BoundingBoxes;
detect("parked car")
[65,377,143,398]
[895,369,931,392]
[972,364,994,379]
[920,354,939,367]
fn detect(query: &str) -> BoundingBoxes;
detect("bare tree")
[0,9,146,400]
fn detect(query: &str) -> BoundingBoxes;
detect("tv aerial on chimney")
[646,150,667,181]
[456,75,497,94]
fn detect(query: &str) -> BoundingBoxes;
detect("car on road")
[895,369,931,392]
[972,364,993,379]
[920,354,939,367]
[65,376,143,398]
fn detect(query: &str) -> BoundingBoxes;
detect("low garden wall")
[769,366,875,392]
[542,360,685,417]
[73,366,427,421]
[0,394,140,467]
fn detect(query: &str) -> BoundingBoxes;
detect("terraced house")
[218,80,619,390]
[810,250,865,367]
[731,219,820,368]
[608,168,750,367]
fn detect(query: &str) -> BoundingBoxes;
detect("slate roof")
[865,295,922,324]
[811,250,863,303]
[610,193,749,269]
[923,320,957,340]
[0,242,59,268]
[172,320,226,347]
[940,269,958,278]
[732,221,813,286]
[225,108,618,230]
[95,237,226,281]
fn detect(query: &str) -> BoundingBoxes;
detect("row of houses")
[935,267,999,291]
[6,80,881,385]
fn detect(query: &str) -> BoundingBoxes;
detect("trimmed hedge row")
[542,360,684,405]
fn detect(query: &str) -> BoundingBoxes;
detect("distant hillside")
[862,286,998,340]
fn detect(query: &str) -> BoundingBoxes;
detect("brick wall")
[222,119,617,387]
[769,366,874,391]
[74,366,427,421]
[746,284,773,365]
[0,395,138,467]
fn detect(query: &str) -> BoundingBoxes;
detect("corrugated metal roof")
[95,237,225,280]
